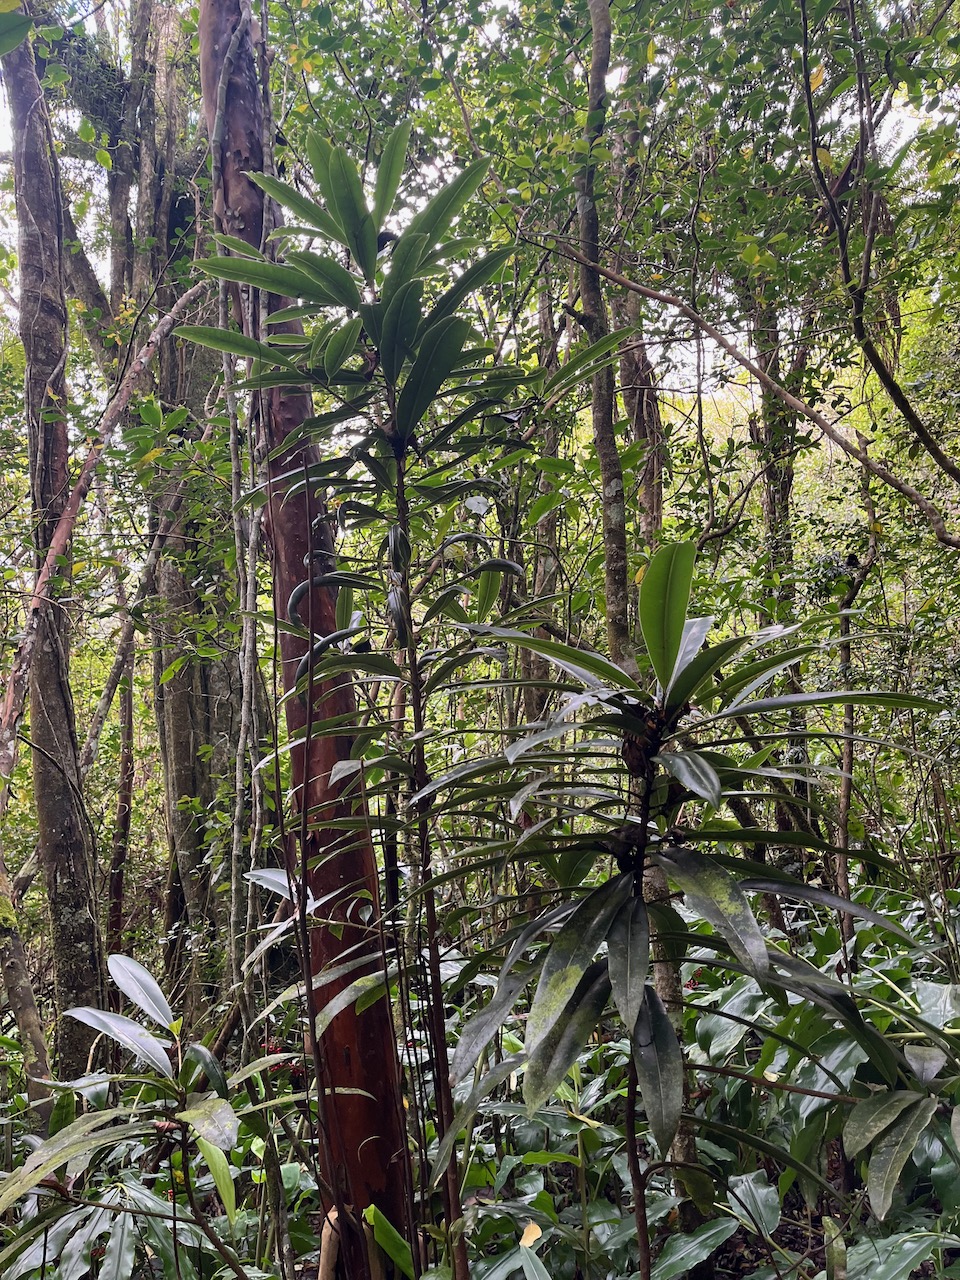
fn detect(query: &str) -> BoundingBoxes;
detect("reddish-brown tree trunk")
[198,2,411,1267]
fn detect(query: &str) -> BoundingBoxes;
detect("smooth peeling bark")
[199,0,411,1247]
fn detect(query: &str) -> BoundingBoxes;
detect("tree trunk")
[198,2,411,1266]
[4,31,105,1079]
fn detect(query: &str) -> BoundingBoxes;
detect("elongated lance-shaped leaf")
[632,984,683,1156]
[421,246,514,333]
[363,1205,415,1280]
[608,893,649,1036]
[177,1096,239,1150]
[867,1097,937,1220]
[451,963,537,1085]
[323,316,363,380]
[199,256,340,304]
[843,1091,923,1158]
[382,231,431,306]
[657,750,722,809]
[108,954,174,1029]
[524,960,611,1113]
[526,874,632,1052]
[401,157,490,261]
[174,324,296,369]
[247,172,345,244]
[739,879,916,943]
[100,1204,137,1280]
[639,542,697,690]
[284,249,362,310]
[373,119,412,229]
[433,1054,525,1184]
[395,316,472,440]
[380,279,423,384]
[710,690,942,721]
[542,329,633,397]
[665,616,713,701]
[65,1007,173,1077]
[710,645,820,704]
[196,1137,236,1225]
[327,147,377,282]
[651,844,768,978]
[476,625,642,690]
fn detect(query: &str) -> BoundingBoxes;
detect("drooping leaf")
[99,1207,136,1280]
[182,1043,229,1100]
[107,955,175,1030]
[523,960,610,1112]
[843,1091,925,1159]
[248,172,345,244]
[519,1244,553,1280]
[450,963,537,1085]
[845,1232,958,1280]
[542,329,633,397]
[362,1205,415,1280]
[739,879,915,943]
[632,984,683,1156]
[373,119,412,229]
[651,844,768,977]
[867,1097,937,1220]
[728,1170,780,1236]
[177,1096,239,1151]
[64,1007,173,1078]
[395,316,472,440]
[657,750,722,808]
[476,625,641,690]
[313,970,391,1037]
[199,256,340,304]
[607,894,650,1037]
[196,1136,236,1225]
[639,543,697,689]
[526,875,632,1052]
[284,249,362,309]
[432,1054,524,1185]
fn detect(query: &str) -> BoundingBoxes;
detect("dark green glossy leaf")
[0,13,32,57]
[524,960,610,1112]
[285,249,362,309]
[432,1054,524,1183]
[632,984,683,1156]
[608,893,649,1036]
[843,1091,924,1158]
[450,963,537,1085]
[542,329,633,396]
[328,147,376,281]
[526,875,632,1052]
[868,1097,937,1220]
[182,1042,229,1099]
[199,256,339,304]
[401,157,490,261]
[380,279,422,384]
[739,879,915,942]
[421,246,514,332]
[639,542,696,690]
[657,750,722,808]
[651,1219,738,1280]
[395,316,472,439]
[651,844,768,977]
[248,172,344,244]
[363,1205,414,1280]
[99,1209,136,1280]
[476,625,640,690]
[174,324,293,369]
[323,316,363,380]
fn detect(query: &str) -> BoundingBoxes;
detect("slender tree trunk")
[4,31,105,1078]
[198,3,411,1268]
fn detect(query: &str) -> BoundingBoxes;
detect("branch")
[547,238,960,550]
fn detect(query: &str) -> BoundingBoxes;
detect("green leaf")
[475,569,501,623]
[477,625,641,690]
[48,1087,76,1137]
[608,894,649,1036]
[314,970,390,1037]
[632,984,683,1157]
[523,959,610,1112]
[248,172,345,244]
[651,844,768,977]
[64,1006,173,1077]
[526,875,632,1052]
[99,1209,136,1280]
[108,954,174,1029]
[382,232,430,304]
[306,131,338,213]
[177,1096,239,1150]
[823,1216,846,1280]
[0,13,32,56]
[740,879,915,943]
[867,1097,937,1220]
[542,329,633,397]
[373,119,412,229]
[285,249,362,309]
[196,1136,236,1225]
[182,1042,230,1099]
[362,1205,415,1280]
[328,148,377,281]
[651,1218,739,1280]
[716,690,942,719]
[639,542,696,689]
[844,1091,925,1158]
[432,1054,524,1184]
[401,157,490,260]
[395,316,472,440]
[657,750,722,808]
[174,324,294,369]
[421,246,514,332]
[728,1170,780,1236]
[519,1245,553,1280]
[380,279,423,384]
[450,964,537,1085]
[323,316,363,379]
[199,256,341,304]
